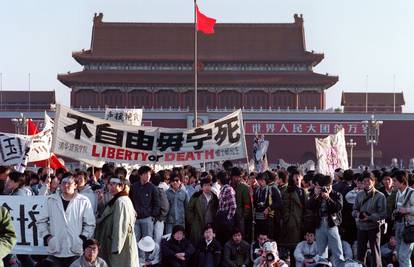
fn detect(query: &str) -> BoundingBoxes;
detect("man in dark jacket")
[231,167,252,240]
[151,173,170,245]
[130,165,160,241]
[306,174,344,266]
[194,225,222,267]
[223,228,250,267]
[161,225,195,267]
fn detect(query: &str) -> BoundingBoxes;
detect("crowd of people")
[0,161,413,267]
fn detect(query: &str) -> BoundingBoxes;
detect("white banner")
[315,128,349,176]
[28,113,54,162]
[105,108,143,126]
[52,105,247,165]
[0,133,32,170]
[0,196,47,255]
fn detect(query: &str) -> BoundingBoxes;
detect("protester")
[223,228,250,267]
[75,171,97,214]
[393,170,414,267]
[161,225,195,267]
[187,177,219,245]
[0,166,12,195]
[294,231,317,267]
[130,166,160,241]
[165,172,188,234]
[151,173,170,245]
[69,239,107,267]
[352,171,386,266]
[250,232,269,263]
[380,235,398,266]
[216,171,236,245]
[0,206,16,267]
[231,167,252,239]
[95,176,139,267]
[253,241,288,267]
[138,236,160,267]
[193,225,222,267]
[306,174,344,266]
[7,171,32,196]
[37,175,96,267]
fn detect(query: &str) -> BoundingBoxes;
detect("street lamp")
[346,138,357,169]
[11,113,27,135]
[362,115,383,169]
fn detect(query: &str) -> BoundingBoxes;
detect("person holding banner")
[37,175,96,267]
[95,176,139,267]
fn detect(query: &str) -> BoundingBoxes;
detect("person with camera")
[306,175,344,267]
[392,170,414,267]
[352,171,387,267]
[253,241,288,267]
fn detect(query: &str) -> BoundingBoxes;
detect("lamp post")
[362,115,383,169]
[11,113,27,135]
[346,138,357,169]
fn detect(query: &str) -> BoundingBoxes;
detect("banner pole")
[194,0,198,127]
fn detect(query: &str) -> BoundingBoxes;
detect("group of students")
[0,161,413,267]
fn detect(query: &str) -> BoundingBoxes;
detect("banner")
[28,113,54,162]
[105,108,143,126]
[253,135,269,172]
[315,128,349,176]
[0,133,32,170]
[52,105,247,165]
[0,196,47,255]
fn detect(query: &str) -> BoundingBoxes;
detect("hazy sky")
[1,0,414,111]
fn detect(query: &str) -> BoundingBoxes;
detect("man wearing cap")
[352,171,386,267]
[138,236,160,267]
[161,225,195,267]
[306,175,344,266]
[37,175,96,267]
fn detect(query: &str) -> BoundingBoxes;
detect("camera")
[320,186,328,193]
[266,252,275,262]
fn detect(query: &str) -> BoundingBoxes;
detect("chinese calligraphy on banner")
[0,133,32,171]
[315,128,349,176]
[28,113,54,162]
[244,121,366,136]
[0,196,47,255]
[105,108,143,126]
[52,105,247,165]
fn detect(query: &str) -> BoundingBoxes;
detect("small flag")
[196,5,216,34]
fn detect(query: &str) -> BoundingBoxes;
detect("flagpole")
[194,0,198,127]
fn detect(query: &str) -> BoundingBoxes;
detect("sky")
[1,0,414,111]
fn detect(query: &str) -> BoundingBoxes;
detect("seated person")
[223,228,250,267]
[161,225,195,267]
[294,231,317,267]
[251,232,269,263]
[69,239,107,267]
[253,241,288,267]
[380,236,397,266]
[138,236,160,267]
[194,224,222,267]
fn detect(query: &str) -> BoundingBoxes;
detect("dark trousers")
[357,228,382,267]
[48,255,79,267]
[216,210,234,246]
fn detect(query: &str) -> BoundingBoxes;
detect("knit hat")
[172,225,185,236]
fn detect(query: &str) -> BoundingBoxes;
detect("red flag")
[196,5,216,34]
[27,119,67,171]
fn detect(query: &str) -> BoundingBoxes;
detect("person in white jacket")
[75,170,98,214]
[294,231,318,267]
[37,175,96,267]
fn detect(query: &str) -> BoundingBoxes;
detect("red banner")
[244,121,367,136]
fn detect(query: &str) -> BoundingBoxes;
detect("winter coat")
[223,240,250,267]
[279,186,306,247]
[0,206,16,267]
[306,189,343,228]
[352,189,387,230]
[78,185,97,214]
[187,191,219,245]
[166,187,188,226]
[293,241,317,267]
[37,192,96,258]
[156,187,169,222]
[234,182,252,222]
[130,181,160,219]
[95,192,139,267]
[194,239,222,267]
[161,237,195,267]
[69,255,108,267]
